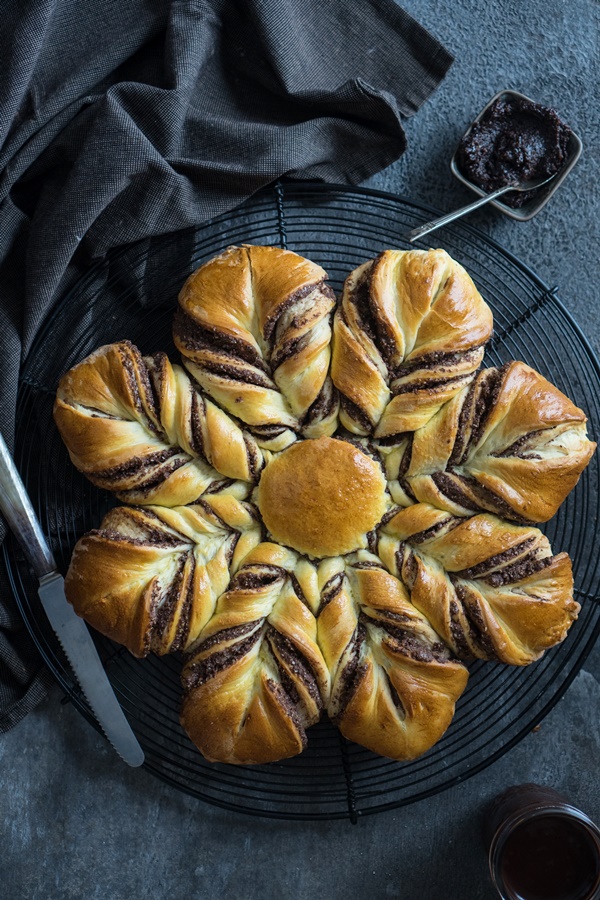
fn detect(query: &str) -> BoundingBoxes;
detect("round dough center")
[256,437,387,558]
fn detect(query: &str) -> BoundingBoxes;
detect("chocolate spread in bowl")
[457,95,573,208]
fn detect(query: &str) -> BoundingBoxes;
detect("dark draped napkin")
[0,0,453,731]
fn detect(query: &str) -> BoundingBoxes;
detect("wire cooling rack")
[5,181,600,821]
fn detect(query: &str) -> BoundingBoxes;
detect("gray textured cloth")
[0,0,453,731]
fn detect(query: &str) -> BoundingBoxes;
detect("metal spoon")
[405,172,557,243]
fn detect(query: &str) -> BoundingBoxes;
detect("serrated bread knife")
[0,431,144,767]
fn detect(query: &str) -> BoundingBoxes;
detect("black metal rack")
[5,181,600,821]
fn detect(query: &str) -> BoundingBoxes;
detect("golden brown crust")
[64,497,261,657]
[54,341,263,505]
[175,245,338,440]
[378,503,579,665]
[180,544,330,765]
[55,246,597,766]
[256,437,389,558]
[317,555,468,760]
[383,361,596,523]
[331,249,493,436]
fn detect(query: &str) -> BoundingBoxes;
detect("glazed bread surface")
[180,543,330,765]
[54,341,266,506]
[379,361,596,522]
[378,503,578,665]
[54,245,596,767]
[331,249,494,436]
[317,554,469,760]
[174,244,339,443]
[64,496,261,657]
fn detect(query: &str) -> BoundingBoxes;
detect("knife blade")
[0,430,144,767]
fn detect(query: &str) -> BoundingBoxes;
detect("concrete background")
[1,1,599,898]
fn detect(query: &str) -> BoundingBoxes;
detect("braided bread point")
[54,341,264,506]
[174,245,339,443]
[390,361,596,523]
[331,249,493,436]
[180,543,330,765]
[316,554,468,761]
[64,495,261,657]
[378,504,578,665]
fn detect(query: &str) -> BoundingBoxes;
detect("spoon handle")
[406,184,513,243]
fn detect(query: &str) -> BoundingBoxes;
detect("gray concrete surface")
[1,1,599,898]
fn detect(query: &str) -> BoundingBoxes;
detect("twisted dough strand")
[64,495,261,657]
[174,245,339,443]
[316,553,468,761]
[332,249,493,436]
[180,543,330,765]
[377,504,578,665]
[54,341,265,506]
[379,361,596,523]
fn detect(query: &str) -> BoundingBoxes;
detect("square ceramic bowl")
[450,89,582,221]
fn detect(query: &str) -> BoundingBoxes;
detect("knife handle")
[0,430,56,578]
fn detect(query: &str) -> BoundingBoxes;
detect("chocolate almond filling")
[270,332,311,371]
[375,431,410,448]
[379,622,447,664]
[449,377,478,466]
[204,478,235,494]
[263,281,327,344]
[454,473,529,523]
[398,478,417,502]
[374,609,413,625]
[137,579,161,657]
[230,564,286,591]
[462,365,510,456]
[494,429,544,458]
[431,472,480,512]
[242,433,263,480]
[382,668,406,717]
[101,507,190,546]
[173,307,267,371]
[339,394,374,433]
[448,600,473,658]
[484,553,553,586]
[94,448,183,483]
[264,678,307,746]
[171,554,197,652]
[317,572,345,615]
[302,379,338,426]
[348,268,379,348]
[198,359,275,389]
[266,627,323,710]
[152,552,189,647]
[361,260,398,364]
[182,624,262,690]
[116,455,192,498]
[452,582,497,659]
[392,345,485,379]
[367,529,378,553]
[189,389,206,459]
[392,372,472,397]
[407,515,462,545]
[188,619,261,658]
[249,424,296,440]
[397,545,418,587]
[396,434,414,478]
[454,537,537,579]
[332,622,368,722]
[380,506,401,527]
[119,344,162,436]
[289,573,309,608]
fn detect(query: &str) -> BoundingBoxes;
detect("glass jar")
[484,784,600,900]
